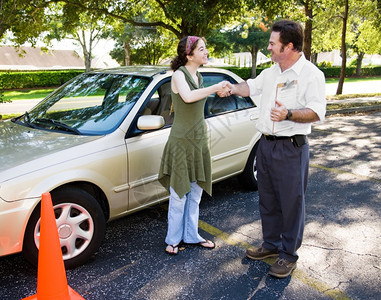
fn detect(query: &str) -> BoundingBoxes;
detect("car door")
[202,73,260,181]
[125,79,174,211]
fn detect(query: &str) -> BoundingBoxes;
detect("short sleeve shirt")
[247,53,326,136]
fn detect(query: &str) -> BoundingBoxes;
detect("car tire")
[23,187,106,269]
[238,142,259,191]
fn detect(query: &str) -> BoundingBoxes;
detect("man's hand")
[271,100,288,122]
[271,100,320,123]
[217,81,233,97]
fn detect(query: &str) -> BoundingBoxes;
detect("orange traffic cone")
[23,192,85,300]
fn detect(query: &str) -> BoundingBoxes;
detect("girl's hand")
[217,81,233,97]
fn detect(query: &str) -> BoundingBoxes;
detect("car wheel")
[23,187,106,269]
[238,142,259,191]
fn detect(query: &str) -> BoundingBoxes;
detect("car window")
[202,73,255,117]
[141,81,174,126]
[18,73,151,135]
[132,72,256,137]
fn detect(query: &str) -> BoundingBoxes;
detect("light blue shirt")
[247,53,326,136]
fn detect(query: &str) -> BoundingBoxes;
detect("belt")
[263,134,294,140]
[263,134,308,147]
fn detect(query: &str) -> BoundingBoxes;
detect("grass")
[325,76,381,84]
[2,88,56,101]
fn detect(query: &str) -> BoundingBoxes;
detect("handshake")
[217,81,234,97]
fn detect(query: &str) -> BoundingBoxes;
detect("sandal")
[165,244,179,255]
[198,240,215,249]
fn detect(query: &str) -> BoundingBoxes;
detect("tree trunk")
[310,52,318,65]
[356,52,364,76]
[303,2,313,61]
[251,48,258,78]
[336,0,349,95]
[84,52,91,72]
[124,41,131,66]
[79,30,92,72]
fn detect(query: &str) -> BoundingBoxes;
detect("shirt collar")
[291,53,306,75]
[275,52,306,75]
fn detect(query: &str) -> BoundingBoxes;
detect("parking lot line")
[198,220,351,300]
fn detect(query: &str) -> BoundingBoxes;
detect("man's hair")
[272,20,304,52]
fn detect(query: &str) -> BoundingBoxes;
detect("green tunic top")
[158,66,212,198]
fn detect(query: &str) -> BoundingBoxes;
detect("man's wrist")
[286,109,293,120]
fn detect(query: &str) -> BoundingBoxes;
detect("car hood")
[0,121,101,172]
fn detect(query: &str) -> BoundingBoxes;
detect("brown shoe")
[268,258,297,278]
[246,246,279,260]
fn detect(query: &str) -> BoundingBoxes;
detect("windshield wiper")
[15,111,37,128]
[34,118,81,135]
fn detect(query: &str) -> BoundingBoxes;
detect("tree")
[0,0,49,44]
[228,19,271,78]
[335,0,349,94]
[312,0,379,93]
[44,3,114,71]
[43,0,248,38]
[110,22,136,66]
[251,0,322,60]
[130,29,176,65]
[252,0,333,62]
[347,1,381,75]
[110,22,176,65]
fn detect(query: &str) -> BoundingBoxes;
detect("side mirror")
[137,115,165,130]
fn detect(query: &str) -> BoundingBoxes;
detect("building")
[0,45,120,70]
[0,46,85,70]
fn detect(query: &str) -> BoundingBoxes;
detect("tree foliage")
[110,21,176,65]
[347,0,381,75]
[0,0,49,45]
[40,0,249,38]
[228,18,271,78]
[44,3,114,71]
[253,0,327,61]
[1,0,380,86]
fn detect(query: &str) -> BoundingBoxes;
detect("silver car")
[0,66,261,268]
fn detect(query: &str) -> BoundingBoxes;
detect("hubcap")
[34,202,94,260]
[58,224,73,239]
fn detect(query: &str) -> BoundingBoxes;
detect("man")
[220,20,326,278]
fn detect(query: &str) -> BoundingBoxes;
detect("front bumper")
[0,197,39,256]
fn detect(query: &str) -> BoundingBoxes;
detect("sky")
[46,38,116,56]
[0,30,116,58]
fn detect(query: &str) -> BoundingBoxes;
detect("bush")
[360,66,381,76]
[220,67,268,80]
[221,65,381,79]
[0,70,84,90]
[0,71,11,103]
[318,61,333,67]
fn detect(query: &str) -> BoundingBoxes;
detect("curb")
[326,104,381,115]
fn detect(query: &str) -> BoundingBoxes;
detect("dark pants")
[257,135,309,262]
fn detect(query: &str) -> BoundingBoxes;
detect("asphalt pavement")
[0,79,380,299]
[0,111,380,299]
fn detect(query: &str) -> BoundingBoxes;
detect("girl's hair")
[170,36,206,71]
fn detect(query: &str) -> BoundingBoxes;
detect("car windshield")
[14,73,151,135]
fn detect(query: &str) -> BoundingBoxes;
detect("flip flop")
[165,244,179,255]
[198,240,215,249]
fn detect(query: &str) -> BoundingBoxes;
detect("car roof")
[90,66,171,77]
[88,65,235,78]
